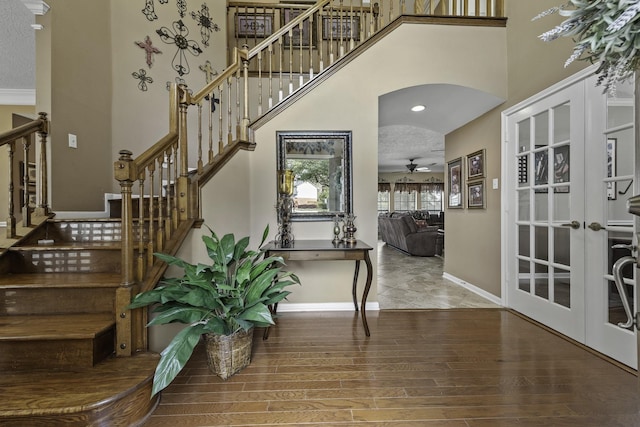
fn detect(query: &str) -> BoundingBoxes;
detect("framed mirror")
[276,130,352,221]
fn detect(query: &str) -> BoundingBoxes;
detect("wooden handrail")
[0,112,50,238]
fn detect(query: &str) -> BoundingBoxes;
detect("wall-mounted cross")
[199,60,218,83]
[135,35,162,68]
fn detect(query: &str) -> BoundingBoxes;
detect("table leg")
[263,302,279,340]
[361,251,373,337]
[352,260,361,312]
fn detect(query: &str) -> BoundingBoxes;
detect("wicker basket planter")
[204,328,254,380]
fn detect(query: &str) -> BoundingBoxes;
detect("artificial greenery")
[536,0,640,92]
[128,225,300,395]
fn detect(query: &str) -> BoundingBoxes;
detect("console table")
[262,239,374,337]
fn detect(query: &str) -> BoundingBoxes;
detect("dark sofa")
[378,213,441,256]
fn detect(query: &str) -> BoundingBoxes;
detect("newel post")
[114,149,137,356]
[239,44,251,142]
[177,84,190,221]
[35,112,50,217]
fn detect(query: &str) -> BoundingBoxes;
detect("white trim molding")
[442,272,503,306]
[20,0,50,15]
[0,89,36,106]
[276,302,380,312]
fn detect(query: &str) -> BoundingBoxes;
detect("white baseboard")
[277,302,380,312]
[442,272,503,306]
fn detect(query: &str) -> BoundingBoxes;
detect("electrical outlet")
[68,133,77,149]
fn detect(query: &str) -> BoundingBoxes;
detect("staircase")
[0,218,159,426]
[0,1,506,424]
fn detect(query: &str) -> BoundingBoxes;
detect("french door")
[504,70,637,368]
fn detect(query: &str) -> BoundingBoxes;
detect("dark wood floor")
[143,309,639,426]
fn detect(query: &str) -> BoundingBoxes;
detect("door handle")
[560,221,580,229]
[611,254,636,329]
[588,222,606,231]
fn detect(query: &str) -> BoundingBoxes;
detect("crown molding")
[20,0,50,15]
[0,89,36,106]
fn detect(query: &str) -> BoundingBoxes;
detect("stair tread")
[0,352,159,416]
[0,313,115,341]
[0,272,121,288]
[10,241,121,250]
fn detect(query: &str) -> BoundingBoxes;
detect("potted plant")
[128,225,300,396]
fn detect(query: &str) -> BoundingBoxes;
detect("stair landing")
[0,352,160,426]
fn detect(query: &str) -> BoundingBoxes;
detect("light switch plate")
[68,133,77,149]
[492,178,499,189]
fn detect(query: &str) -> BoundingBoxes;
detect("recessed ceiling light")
[411,105,426,112]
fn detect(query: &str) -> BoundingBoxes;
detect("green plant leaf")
[147,306,209,325]
[219,233,236,265]
[238,303,273,326]
[154,252,195,270]
[245,268,280,304]
[233,236,250,261]
[151,323,207,396]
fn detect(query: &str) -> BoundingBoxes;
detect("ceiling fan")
[406,159,431,173]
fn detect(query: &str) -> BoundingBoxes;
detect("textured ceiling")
[0,0,35,90]
[378,84,505,174]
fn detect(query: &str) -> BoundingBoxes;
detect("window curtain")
[418,183,444,193]
[378,182,391,192]
[394,182,421,193]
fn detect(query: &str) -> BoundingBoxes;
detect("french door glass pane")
[608,232,634,276]
[534,226,548,262]
[534,111,549,147]
[553,103,570,143]
[553,144,570,185]
[518,259,530,292]
[534,192,548,222]
[518,118,531,152]
[554,267,570,308]
[553,191,570,222]
[535,263,549,300]
[607,280,635,330]
[554,227,570,266]
[518,190,530,221]
[518,225,530,257]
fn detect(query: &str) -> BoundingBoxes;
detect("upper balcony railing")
[227,0,504,117]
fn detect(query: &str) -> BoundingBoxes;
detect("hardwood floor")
[144,309,639,426]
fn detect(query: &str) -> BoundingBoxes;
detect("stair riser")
[8,250,121,274]
[20,221,122,245]
[0,328,115,370]
[1,288,115,316]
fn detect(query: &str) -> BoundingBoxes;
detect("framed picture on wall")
[447,157,463,209]
[236,13,274,38]
[467,180,485,209]
[466,149,485,180]
[282,8,316,47]
[322,16,360,40]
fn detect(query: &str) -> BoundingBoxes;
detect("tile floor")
[376,241,501,310]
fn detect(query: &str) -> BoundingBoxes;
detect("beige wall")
[246,22,507,305]
[442,0,589,298]
[35,0,113,211]
[0,106,36,222]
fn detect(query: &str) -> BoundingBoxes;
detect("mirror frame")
[276,130,353,222]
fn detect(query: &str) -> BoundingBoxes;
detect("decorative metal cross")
[199,60,217,83]
[135,36,162,68]
[132,69,154,91]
